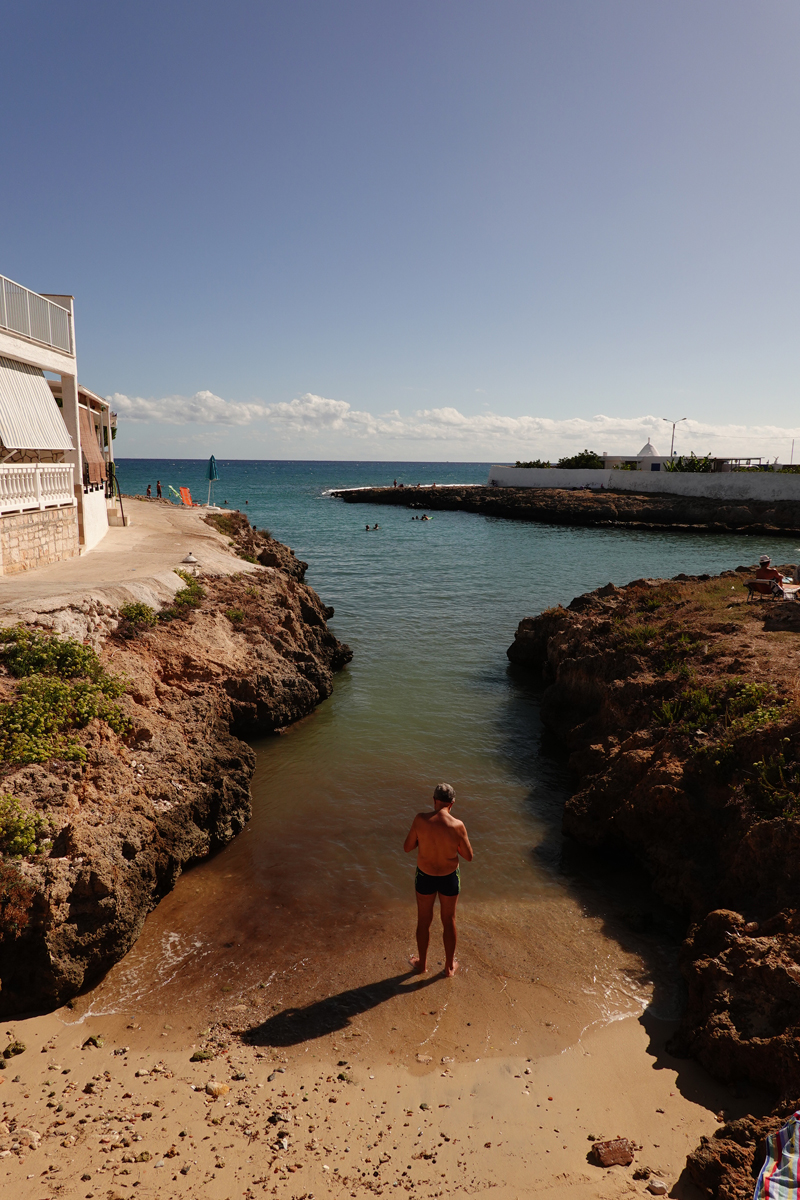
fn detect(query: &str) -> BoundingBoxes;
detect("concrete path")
[0,499,255,620]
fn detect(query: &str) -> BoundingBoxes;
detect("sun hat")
[760,554,771,564]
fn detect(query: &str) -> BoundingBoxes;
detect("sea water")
[94,459,798,1020]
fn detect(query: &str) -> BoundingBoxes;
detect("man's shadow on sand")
[241,970,440,1048]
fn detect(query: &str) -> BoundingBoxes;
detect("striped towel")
[755,1113,800,1197]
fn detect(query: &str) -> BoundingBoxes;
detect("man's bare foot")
[409,955,427,974]
[444,960,459,978]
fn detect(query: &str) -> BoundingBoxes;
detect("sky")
[3,1,800,461]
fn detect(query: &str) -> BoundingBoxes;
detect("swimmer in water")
[373,523,379,530]
[365,524,370,531]
[404,783,473,978]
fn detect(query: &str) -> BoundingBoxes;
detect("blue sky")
[4,1,800,460]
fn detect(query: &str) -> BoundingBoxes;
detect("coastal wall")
[0,513,351,1015]
[0,506,80,576]
[488,463,800,500]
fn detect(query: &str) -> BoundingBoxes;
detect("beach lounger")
[179,487,198,507]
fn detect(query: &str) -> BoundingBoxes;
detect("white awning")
[0,356,73,452]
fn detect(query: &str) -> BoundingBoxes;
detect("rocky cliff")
[334,484,800,535]
[0,520,351,1016]
[507,568,800,1196]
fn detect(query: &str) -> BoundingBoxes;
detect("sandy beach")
[1,921,750,1200]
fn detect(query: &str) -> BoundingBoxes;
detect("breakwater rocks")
[333,484,800,535]
[0,525,351,1017]
[508,569,800,1194]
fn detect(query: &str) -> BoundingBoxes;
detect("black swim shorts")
[415,866,461,897]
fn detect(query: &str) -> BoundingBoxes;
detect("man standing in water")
[404,784,473,977]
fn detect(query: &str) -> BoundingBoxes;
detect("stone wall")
[487,464,800,500]
[0,506,80,575]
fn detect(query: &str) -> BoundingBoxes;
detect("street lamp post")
[663,416,687,458]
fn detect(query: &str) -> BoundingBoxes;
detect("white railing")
[0,275,73,354]
[0,463,76,516]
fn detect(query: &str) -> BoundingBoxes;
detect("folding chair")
[745,578,781,601]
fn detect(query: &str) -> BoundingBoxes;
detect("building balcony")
[0,463,76,516]
[0,274,73,355]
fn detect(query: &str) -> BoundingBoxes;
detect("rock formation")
[508,569,800,1195]
[0,521,351,1016]
[333,484,800,536]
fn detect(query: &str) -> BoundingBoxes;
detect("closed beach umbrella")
[207,455,219,505]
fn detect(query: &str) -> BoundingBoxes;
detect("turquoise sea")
[93,459,799,1018]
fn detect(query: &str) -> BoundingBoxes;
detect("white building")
[0,272,119,575]
[602,439,671,472]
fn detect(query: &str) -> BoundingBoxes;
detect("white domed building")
[602,439,670,471]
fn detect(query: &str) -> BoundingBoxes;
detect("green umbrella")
[207,455,219,505]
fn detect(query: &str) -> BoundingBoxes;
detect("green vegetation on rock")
[158,570,205,621]
[656,678,784,734]
[0,627,129,764]
[119,601,157,631]
[0,794,48,857]
[514,459,551,469]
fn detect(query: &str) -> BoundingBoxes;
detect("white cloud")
[108,390,800,458]
[109,390,268,426]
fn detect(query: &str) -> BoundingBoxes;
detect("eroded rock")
[0,539,351,1016]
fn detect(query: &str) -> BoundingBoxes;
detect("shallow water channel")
[88,461,800,1046]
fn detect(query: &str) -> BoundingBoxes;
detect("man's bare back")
[403,783,473,977]
[406,807,471,875]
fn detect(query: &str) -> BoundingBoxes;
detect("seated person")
[756,554,784,597]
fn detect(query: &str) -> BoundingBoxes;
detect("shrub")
[0,628,129,764]
[0,794,48,857]
[625,624,659,649]
[515,459,551,469]
[0,862,35,940]
[664,452,713,473]
[226,608,246,625]
[655,678,785,734]
[159,571,205,621]
[236,551,257,564]
[0,626,101,681]
[745,745,800,814]
[119,602,157,630]
[556,449,604,470]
